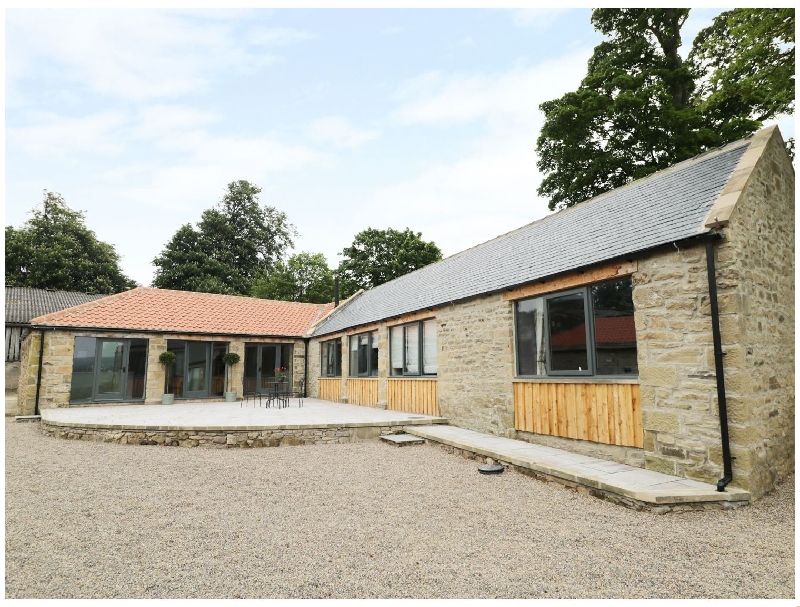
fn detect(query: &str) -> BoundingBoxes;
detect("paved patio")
[39,398,448,431]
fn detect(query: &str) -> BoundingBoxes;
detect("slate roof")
[31,287,335,337]
[5,287,105,325]
[313,136,752,337]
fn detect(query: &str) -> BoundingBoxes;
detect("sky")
[5,8,795,288]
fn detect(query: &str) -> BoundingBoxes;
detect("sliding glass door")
[69,337,148,403]
[166,340,228,399]
[243,343,293,394]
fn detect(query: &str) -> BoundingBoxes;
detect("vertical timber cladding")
[387,379,439,416]
[318,378,342,403]
[347,378,379,407]
[513,382,643,448]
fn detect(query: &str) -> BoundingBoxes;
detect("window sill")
[388,376,437,380]
[513,377,639,385]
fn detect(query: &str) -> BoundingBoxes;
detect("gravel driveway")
[5,420,794,599]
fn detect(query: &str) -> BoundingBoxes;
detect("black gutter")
[303,338,309,398]
[34,329,45,416]
[705,236,734,491]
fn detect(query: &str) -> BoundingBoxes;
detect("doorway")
[69,337,148,403]
[243,343,293,394]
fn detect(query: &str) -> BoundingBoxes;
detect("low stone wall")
[41,421,407,448]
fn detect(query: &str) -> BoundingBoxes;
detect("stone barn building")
[17,126,794,501]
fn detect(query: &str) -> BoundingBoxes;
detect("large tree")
[152,180,296,294]
[336,228,442,299]
[536,8,795,211]
[251,252,334,304]
[5,191,137,294]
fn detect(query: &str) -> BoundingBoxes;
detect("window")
[390,319,437,376]
[321,339,342,377]
[349,331,378,377]
[515,276,637,377]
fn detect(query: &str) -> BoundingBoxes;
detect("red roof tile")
[31,287,335,337]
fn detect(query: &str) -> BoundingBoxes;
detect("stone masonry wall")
[17,330,305,413]
[634,131,795,498]
[436,294,516,437]
[722,130,795,498]
[633,245,726,483]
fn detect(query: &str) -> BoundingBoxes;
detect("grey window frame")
[514,280,637,379]
[320,338,342,377]
[389,319,437,377]
[348,332,378,377]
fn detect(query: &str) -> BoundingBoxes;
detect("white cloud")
[512,9,571,30]
[391,50,589,128]
[306,116,382,148]
[5,10,309,103]
[460,35,475,46]
[246,26,315,46]
[364,48,593,258]
[7,110,129,157]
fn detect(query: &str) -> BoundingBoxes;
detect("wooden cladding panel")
[347,378,379,407]
[318,378,342,403]
[387,379,439,416]
[513,382,642,448]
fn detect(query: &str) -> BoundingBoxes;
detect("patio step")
[380,433,425,447]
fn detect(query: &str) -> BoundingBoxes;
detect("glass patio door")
[243,344,293,394]
[92,338,148,401]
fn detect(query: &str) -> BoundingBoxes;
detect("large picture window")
[515,276,637,377]
[349,331,378,377]
[390,319,437,376]
[321,339,342,377]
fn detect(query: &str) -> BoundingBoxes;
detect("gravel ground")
[5,420,794,599]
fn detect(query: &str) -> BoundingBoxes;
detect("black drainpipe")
[34,328,45,416]
[303,337,309,398]
[705,237,733,491]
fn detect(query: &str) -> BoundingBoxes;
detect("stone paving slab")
[39,399,448,431]
[405,425,750,507]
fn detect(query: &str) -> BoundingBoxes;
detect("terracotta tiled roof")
[551,316,636,348]
[30,287,335,337]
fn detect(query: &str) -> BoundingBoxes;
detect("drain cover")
[478,464,504,475]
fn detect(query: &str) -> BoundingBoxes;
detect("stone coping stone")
[405,425,750,506]
[39,414,448,433]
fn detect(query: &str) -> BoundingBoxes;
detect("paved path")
[405,425,750,508]
[39,398,448,431]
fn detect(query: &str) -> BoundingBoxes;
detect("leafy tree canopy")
[152,180,296,295]
[5,191,137,294]
[251,252,334,304]
[336,227,442,299]
[537,8,795,211]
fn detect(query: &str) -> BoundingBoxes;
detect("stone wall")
[41,421,406,447]
[633,245,727,483]
[17,330,306,414]
[633,129,795,497]
[6,361,20,393]
[721,129,795,498]
[436,294,516,437]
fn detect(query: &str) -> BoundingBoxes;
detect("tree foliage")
[5,191,137,294]
[537,8,795,210]
[336,228,442,299]
[152,180,296,294]
[251,252,334,303]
